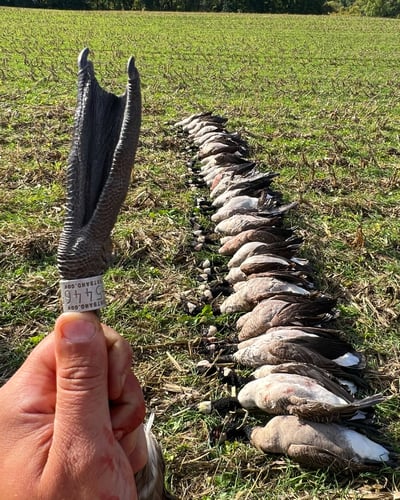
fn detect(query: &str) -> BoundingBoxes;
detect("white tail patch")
[343,428,390,461]
[332,352,360,367]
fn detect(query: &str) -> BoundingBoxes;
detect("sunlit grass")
[1,7,400,498]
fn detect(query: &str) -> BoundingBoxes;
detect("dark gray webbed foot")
[58,48,141,280]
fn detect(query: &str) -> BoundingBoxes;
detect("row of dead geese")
[174,112,395,472]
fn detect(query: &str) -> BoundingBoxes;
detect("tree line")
[2,0,400,16]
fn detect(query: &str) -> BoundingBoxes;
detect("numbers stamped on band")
[60,275,106,312]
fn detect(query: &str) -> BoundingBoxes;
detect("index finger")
[101,323,134,401]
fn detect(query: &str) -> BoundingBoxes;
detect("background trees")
[1,0,399,17]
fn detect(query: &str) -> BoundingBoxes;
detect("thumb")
[53,312,110,442]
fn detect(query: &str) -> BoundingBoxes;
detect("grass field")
[1,7,400,498]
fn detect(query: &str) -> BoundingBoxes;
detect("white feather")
[343,428,390,461]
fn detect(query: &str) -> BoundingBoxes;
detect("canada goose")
[245,270,314,288]
[236,294,337,341]
[225,268,314,288]
[208,171,255,198]
[200,372,383,421]
[200,160,255,178]
[227,245,309,273]
[235,332,364,367]
[197,140,248,160]
[200,162,253,191]
[218,229,299,256]
[235,330,365,372]
[210,171,279,199]
[235,373,383,421]
[225,361,359,395]
[235,274,307,294]
[227,240,299,267]
[209,173,283,205]
[237,325,355,352]
[232,338,365,385]
[211,187,266,208]
[252,362,359,395]
[239,254,311,277]
[215,214,284,236]
[202,162,256,186]
[194,130,225,145]
[186,114,226,129]
[174,111,214,129]
[198,134,244,149]
[200,150,248,168]
[188,124,222,137]
[229,415,392,471]
[215,203,296,236]
[220,277,310,314]
[194,130,245,147]
[211,196,259,223]
[187,119,226,136]
[236,298,291,333]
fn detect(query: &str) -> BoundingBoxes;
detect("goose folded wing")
[220,279,309,314]
[287,444,363,471]
[219,228,295,254]
[286,394,385,422]
[288,336,365,369]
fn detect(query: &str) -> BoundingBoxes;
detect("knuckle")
[57,362,105,392]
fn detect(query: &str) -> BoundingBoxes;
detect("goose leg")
[58,48,141,306]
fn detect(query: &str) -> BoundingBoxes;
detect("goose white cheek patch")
[60,275,106,312]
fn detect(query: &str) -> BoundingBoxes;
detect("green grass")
[1,7,400,498]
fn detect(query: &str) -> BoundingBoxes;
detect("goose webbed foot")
[58,48,141,280]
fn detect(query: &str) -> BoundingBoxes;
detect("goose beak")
[58,48,141,281]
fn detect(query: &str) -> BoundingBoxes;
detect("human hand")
[0,312,147,499]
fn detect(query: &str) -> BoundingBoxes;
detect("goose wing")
[219,229,297,255]
[239,253,310,276]
[287,394,386,422]
[215,214,282,236]
[254,362,357,400]
[221,278,309,314]
[268,341,366,384]
[287,444,367,471]
[270,294,337,326]
[289,337,365,369]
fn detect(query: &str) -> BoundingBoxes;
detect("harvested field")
[1,8,400,498]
